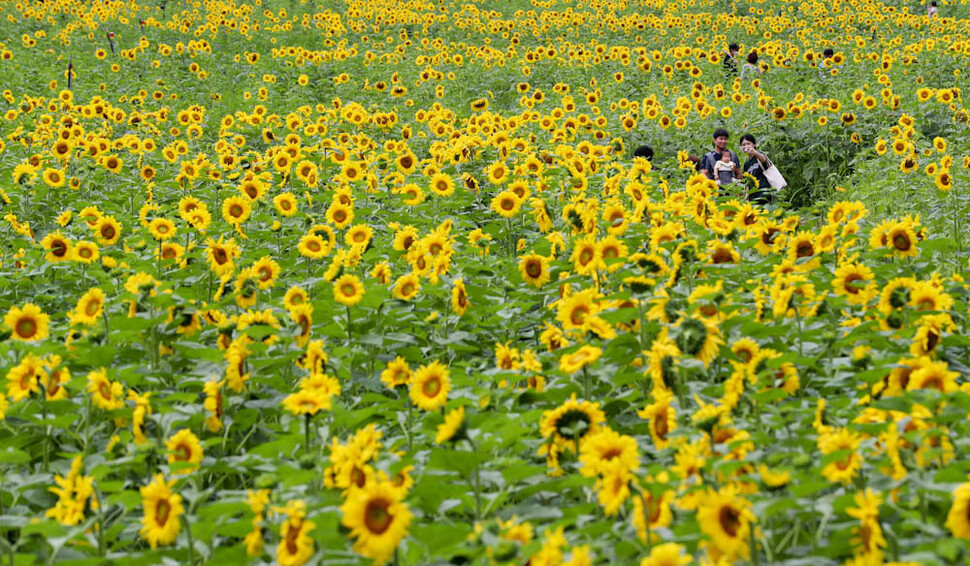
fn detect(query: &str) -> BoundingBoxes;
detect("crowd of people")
[629,42,819,205]
[634,129,778,206]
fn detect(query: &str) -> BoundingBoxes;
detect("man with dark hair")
[819,48,835,70]
[723,43,740,74]
[700,129,739,180]
[633,144,654,161]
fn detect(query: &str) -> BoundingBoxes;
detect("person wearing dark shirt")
[739,134,773,204]
[723,43,740,75]
[700,128,740,181]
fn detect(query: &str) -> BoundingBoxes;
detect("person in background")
[722,43,740,75]
[632,144,654,162]
[818,48,835,71]
[699,128,740,180]
[740,51,762,80]
[739,133,773,204]
[928,1,938,17]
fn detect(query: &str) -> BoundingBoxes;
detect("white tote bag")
[763,157,787,189]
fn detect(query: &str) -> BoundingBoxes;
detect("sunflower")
[87,369,124,410]
[570,236,603,275]
[289,304,313,347]
[4,303,50,342]
[380,357,412,389]
[73,240,100,264]
[72,288,105,326]
[429,173,456,197]
[340,480,413,564]
[540,394,606,448]
[41,231,73,262]
[277,504,315,566]
[832,262,875,306]
[637,390,677,449]
[672,316,723,367]
[345,224,374,248]
[273,192,299,216]
[899,155,918,173]
[786,231,817,261]
[251,256,281,290]
[490,190,522,218]
[42,167,66,188]
[392,273,421,301]
[283,388,332,416]
[518,253,550,287]
[935,170,953,192]
[907,359,958,393]
[696,488,753,560]
[557,288,600,330]
[596,463,632,516]
[5,354,45,402]
[640,542,691,566]
[559,345,602,374]
[886,223,918,257]
[435,406,466,444]
[486,161,510,185]
[139,474,184,548]
[340,160,364,183]
[818,428,862,484]
[297,233,328,260]
[579,428,639,478]
[222,195,252,225]
[333,274,365,307]
[148,218,177,240]
[326,202,354,229]
[205,237,239,276]
[409,360,450,411]
[450,278,470,316]
[945,483,970,539]
[166,429,204,474]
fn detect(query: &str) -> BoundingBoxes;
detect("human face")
[740,139,755,154]
[714,135,728,150]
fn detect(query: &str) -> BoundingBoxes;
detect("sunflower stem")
[637,298,648,351]
[93,486,107,557]
[182,514,197,566]
[404,393,413,452]
[465,438,482,522]
[749,519,760,566]
[101,307,110,345]
[304,412,312,453]
[346,306,353,346]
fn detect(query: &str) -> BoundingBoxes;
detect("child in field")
[714,151,740,186]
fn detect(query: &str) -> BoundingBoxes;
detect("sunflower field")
[2,0,970,564]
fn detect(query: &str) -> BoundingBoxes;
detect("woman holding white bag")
[739,133,786,205]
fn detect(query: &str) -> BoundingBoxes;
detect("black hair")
[747,51,759,64]
[823,48,835,58]
[739,133,757,145]
[712,128,729,140]
[930,1,937,6]
[633,145,654,161]
[728,43,739,52]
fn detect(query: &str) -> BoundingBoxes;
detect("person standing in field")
[740,51,762,80]
[722,43,740,75]
[699,128,740,181]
